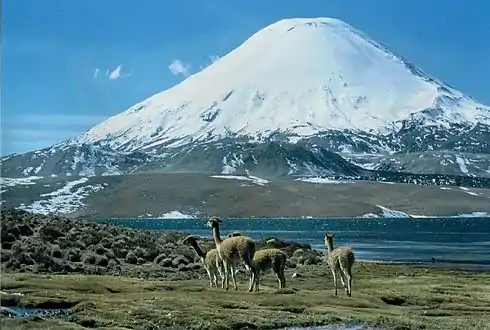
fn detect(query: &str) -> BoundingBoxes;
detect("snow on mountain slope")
[68,17,490,152]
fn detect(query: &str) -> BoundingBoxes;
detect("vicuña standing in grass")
[253,248,288,289]
[227,232,287,289]
[325,232,355,297]
[206,216,260,292]
[182,235,225,288]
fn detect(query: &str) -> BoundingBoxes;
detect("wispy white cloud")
[92,65,131,80]
[108,64,131,80]
[108,66,122,80]
[168,59,191,77]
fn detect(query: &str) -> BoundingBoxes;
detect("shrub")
[100,237,114,249]
[16,223,34,237]
[111,240,128,258]
[1,249,12,262]
[38,225,64,242]
[5,258,21,270]
[189,263,201,270]
[93,244,108,256]
[20,252,36,266]
[10,241,23,255]
[178,264,191,272]
[107,259,119,270]
[50,244,62,258]
[156,257,173,268]
[133,247,150,261]
[103,249,115,260]
[95,255,109,267]
[153,253,167,264]
[125,251,137,264]
[27,241,49,262]
[82,252,97,265]
[171,256,189,267]
[65,248,82,262]
[113,248,128,259]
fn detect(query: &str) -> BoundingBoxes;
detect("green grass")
[1,262,489,330]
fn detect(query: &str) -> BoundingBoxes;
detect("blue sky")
[2,0,489,155]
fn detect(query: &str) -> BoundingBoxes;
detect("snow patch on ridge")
[210,175,269,186]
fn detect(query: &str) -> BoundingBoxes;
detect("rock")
[266,238,280,245]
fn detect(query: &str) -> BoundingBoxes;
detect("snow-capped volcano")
[3,17,490,181]
[68,17,490,152]
[4,17,490,218]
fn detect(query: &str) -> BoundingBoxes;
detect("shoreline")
[89,217,490,271]
[95,214,490,220]
[351,259,490,272]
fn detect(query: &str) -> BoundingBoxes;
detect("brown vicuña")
[206,216,260,292]
[182,235,225,288]
[229,232,287,289]
[325,232,355,296]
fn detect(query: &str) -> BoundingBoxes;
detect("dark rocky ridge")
[2,119,490,180]
[344,151,490,179]
[1,140,367,178]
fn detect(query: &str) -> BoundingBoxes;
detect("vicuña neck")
[326,240,334,254]
[212,225,223,246]
[189,240,206,258]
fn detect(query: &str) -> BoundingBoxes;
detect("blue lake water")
[95,217,490,269]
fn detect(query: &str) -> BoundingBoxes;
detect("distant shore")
[96,212,490,220]
[3,173,490,219]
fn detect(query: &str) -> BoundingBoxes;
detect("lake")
[95,217,490,269]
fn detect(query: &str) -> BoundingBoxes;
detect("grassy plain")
[2,263,489,330]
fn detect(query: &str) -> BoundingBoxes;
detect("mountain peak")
[252,17,348,32]
[70,17,489,152]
